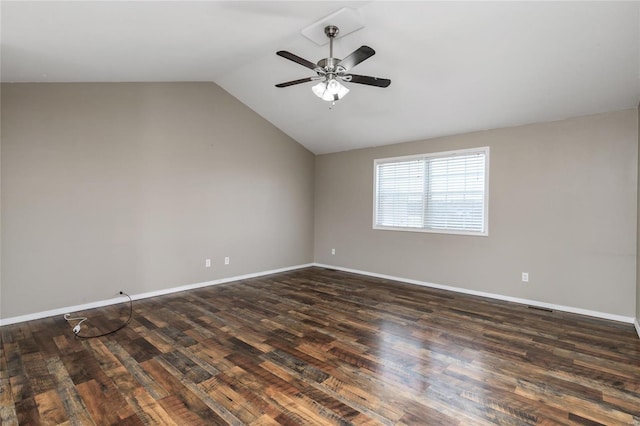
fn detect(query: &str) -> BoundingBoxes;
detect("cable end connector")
[73,325,81,334]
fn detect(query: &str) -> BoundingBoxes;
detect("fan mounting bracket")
[324,25,339,39]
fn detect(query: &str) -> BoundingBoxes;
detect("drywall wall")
[637,103,640,327]
[315,109,638,317]
[0,83,2,319]
[1,83,315,319]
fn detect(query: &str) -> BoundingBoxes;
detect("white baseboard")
[313,263,636,325]
[0,263,314,326]
[3,262,636,335]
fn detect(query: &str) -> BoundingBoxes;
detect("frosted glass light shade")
[312,78,349,101]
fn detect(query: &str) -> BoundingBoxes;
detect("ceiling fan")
[275,25,391,102]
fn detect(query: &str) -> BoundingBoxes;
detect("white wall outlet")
[331,248,336,255]
[205,258,211,268]
[522,272,529,282]
[224,256,230,265]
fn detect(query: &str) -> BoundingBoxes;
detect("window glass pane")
[376,160,424,228]
[374,148,488,235]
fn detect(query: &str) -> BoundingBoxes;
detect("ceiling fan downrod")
[318,25,341,80]
[325,25,338,59]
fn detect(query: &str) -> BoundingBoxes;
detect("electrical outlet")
[205,259,211,268]
[331,248,336,255]
[522,272,529,282]
[224,256,230,265]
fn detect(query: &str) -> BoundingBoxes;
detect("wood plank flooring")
[1,267,640,425]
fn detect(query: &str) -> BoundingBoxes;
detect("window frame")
[372,146,490,236]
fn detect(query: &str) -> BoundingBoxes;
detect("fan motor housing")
[317,57,342,72]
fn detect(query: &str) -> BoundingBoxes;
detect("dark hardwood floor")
[1,267,640,425]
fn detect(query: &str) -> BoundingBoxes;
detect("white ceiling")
[2,1,639,154]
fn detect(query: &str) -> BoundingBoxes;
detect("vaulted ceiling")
[2,1,639,154]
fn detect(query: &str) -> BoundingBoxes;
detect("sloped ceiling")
[2,1,639,154]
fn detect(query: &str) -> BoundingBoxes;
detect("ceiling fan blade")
[275,77,315,88]
[338,46,375,71]
[345,74,391,88]
[276,51,319,71]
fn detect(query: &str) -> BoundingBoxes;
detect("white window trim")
[372,146,490,236]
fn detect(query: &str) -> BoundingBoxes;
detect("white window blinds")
[374,147,488,235]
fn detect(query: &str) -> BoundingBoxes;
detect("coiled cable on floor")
[64,292,133,339]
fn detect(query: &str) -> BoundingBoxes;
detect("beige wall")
[1,83,638,322]
[637,103,640,324]
[315,110,638,317]
[1,83,315,319]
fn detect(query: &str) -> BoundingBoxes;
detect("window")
[373,147,489,236]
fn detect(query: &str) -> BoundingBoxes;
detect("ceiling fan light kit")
[276,22,391,103]
[312,78,350,102]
